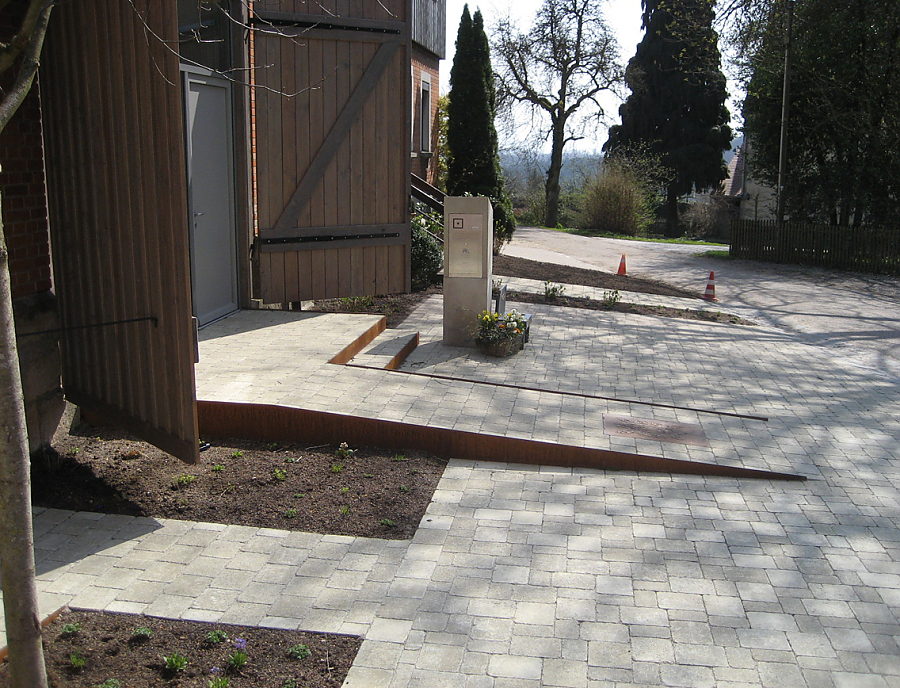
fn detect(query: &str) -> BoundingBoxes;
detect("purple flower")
[234,638,247,651]
[210,666,221,675]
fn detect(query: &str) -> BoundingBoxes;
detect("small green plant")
[331,462,344,474]
[283,508,297,518]
[340,295,375,310]
[267,442,280,451]
[273,468,288,481]
[131,626,153,640]
[164,652,188,672]
[212,464,224,473]
[294,492,305,498]
[231,451,243,459]
[172,474,195,489]
[284,456,302,463]
[205,629,229,644]
[281,681,297,688]
[61,622,82,635]
[288,643,311,660]
[340,505,350,515]
[69,651,87,670]
[69,447,80,455]
[208,668,230,688]
[400,484,409,493]
[340,486,349,494]
[379,518,395,527]
[94,680,121,688]
[363,473,374,478]
[226,638,248,672]
[602,289,620,307]
[335,442,356,459]
[543,281,566,299]
[391,454,407,462]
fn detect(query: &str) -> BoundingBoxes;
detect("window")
[420,73,432,153]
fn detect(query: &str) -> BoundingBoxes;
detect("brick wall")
[412,47,441,187]
[0,8,52,300]
[1,2,64,452]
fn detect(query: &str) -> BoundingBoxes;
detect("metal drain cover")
[603,414,709,447]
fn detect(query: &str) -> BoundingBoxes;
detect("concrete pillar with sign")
[443,196,493,346]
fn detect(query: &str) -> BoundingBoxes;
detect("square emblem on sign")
[452,217,464,229]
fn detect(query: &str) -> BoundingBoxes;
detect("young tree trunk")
[544,120,566,228]
[0,195,49,688]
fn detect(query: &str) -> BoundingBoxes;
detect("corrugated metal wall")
[40,0,199,462]
[253,0,411,303]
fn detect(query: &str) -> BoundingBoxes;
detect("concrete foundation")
[13,291,64,452]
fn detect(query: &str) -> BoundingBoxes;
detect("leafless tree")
[492,0,622,227]
[0,0,53,685]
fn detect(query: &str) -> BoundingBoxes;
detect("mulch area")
[0,610,360,688]
[35,430,446,541]
[506,291,756,325]
[492,254,702,299]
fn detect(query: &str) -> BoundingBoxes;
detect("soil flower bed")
[0,610,361,687]
[35,430,447,540]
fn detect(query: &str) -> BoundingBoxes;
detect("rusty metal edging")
[197,401,805,481]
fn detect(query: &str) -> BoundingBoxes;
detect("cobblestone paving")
[6,288,900,687]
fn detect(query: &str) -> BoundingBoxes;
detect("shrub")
[410,213,443,291]
[682,196,731,240]
[579,165,653,236]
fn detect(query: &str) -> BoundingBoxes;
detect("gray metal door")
[183,68,238,326]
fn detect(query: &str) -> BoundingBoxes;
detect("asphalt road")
[505,226,900,380]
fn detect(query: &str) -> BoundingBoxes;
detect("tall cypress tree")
[446,5,515,246]
[604,0,731,235]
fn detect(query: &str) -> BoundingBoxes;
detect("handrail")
[410,173,444,213]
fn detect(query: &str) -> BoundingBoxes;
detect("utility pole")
[776,0,793,224]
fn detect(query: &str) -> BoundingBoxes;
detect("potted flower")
[475,309,528,357]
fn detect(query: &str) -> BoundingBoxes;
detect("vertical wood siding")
[254,0,411,303]
[40,0,199,462]
[412,0,446,58]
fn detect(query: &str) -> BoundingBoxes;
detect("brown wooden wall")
[40,0,199,462]
[253,0,411,303]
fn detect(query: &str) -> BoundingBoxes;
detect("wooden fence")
[731,220,900,275]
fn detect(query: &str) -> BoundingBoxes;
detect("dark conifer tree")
[604,0,731,235]
[446,5,516,246]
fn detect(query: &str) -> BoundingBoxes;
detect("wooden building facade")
[2,0,445,462]
[253,2,412,304]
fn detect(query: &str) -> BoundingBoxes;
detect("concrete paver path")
[506,226,900,380]
[3,260,900,686]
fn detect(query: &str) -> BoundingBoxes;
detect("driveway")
[505,227,900,380]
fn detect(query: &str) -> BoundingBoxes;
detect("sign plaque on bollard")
[443,196,493,346]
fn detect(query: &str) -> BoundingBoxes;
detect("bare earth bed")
[0,609,361,688]
[35,430,446,541]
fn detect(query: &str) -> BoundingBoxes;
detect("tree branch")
[0,0,47,74]
[0,0,52,133]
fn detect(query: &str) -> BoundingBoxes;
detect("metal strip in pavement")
[340,363,770,422]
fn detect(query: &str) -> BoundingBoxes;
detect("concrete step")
[351,328,419,370]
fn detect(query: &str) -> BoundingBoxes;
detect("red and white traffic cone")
[616,254,627,276]
[702,271,717,301]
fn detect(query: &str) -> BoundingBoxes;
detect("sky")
[440,0,742,155]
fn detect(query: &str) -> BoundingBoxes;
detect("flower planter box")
[477,335,523,358]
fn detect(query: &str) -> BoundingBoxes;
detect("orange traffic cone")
[703,271,717,301]
[617,254,627,276]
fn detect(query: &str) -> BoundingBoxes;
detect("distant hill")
[501,138,744,184]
